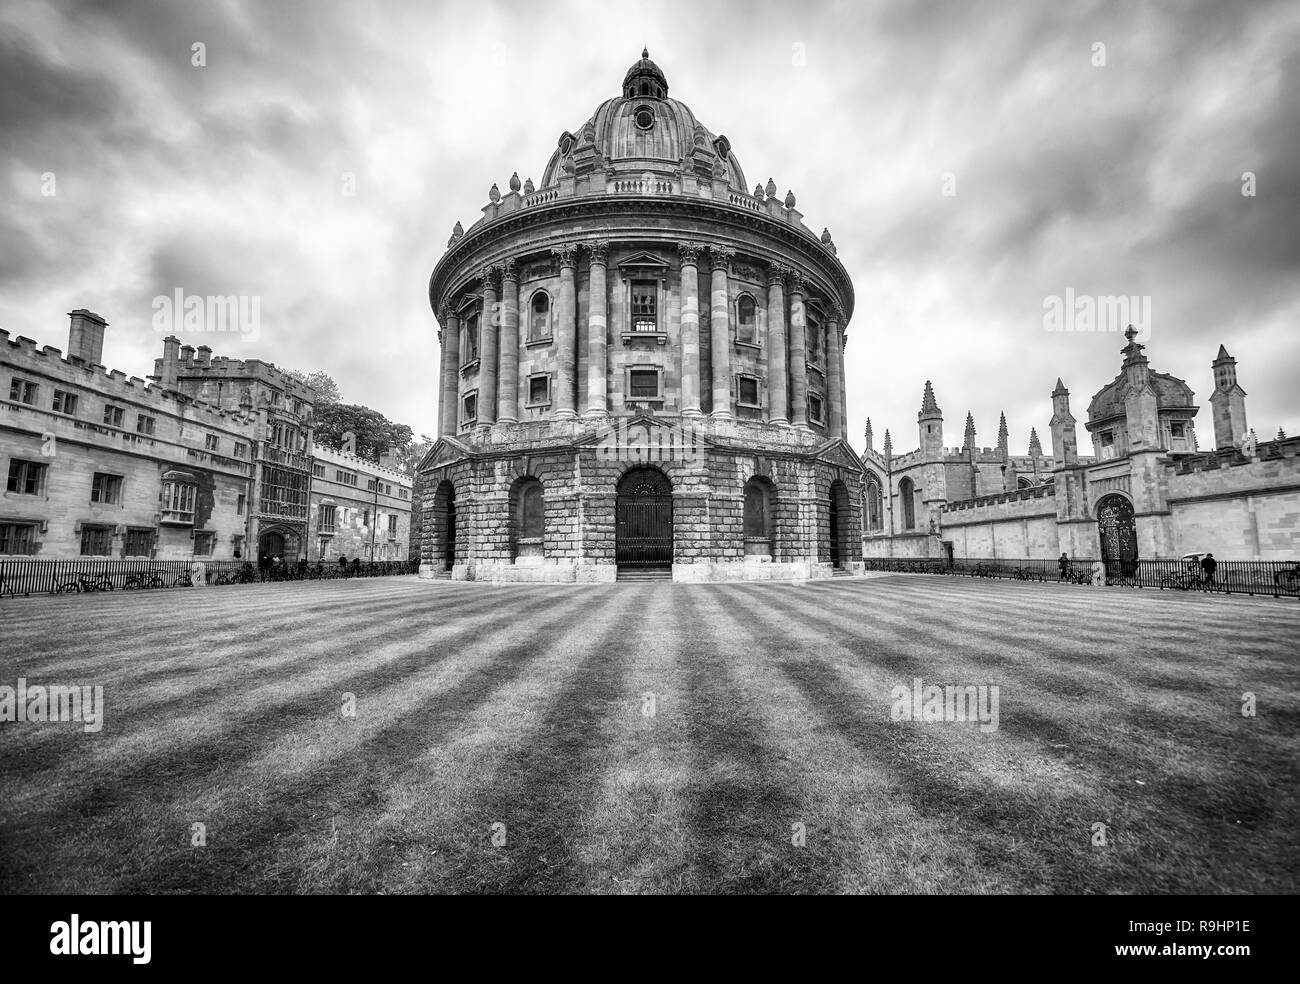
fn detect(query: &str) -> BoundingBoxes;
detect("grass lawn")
[1,574,1297,894]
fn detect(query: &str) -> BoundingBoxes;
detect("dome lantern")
[622,47,669,99]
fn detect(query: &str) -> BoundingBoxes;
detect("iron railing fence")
[0,557,419,598]
[862,557,1300,599]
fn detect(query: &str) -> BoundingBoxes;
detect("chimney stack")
[67,309,108,365]
[196,344,212,366]
[180,344,195,363]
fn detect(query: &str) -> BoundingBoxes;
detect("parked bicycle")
[55,573,115,593]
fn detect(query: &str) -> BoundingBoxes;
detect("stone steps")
[616,568,672,582]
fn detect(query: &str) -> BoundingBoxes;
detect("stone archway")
[431,480,456,572]
[1096,493,1138,579]
[615,466,673,571]
[828,479,851,569]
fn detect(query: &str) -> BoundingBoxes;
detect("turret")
[1209,344,1248,449]
[1050,378,1078,467]
[1121,324,1159,450]
[917,381,943,458]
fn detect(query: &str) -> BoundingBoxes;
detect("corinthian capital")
[500,257,518,283]
[586,240,610,266]
[550,243,578,269]
[785,267,807,294]
[766,265,786,288]
[828,304,845,326]
[708,244,736,272]
[479,264,500,290]
[678,241,704,267]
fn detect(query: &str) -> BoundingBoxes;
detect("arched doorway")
[258,526,301,567]
[616,467,672,571]
[828,479,851,569]
[743,477,776,557]
[432,480,456,572]
[1096,493,1138,579]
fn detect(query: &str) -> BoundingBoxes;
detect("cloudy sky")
[3,0,1298,452]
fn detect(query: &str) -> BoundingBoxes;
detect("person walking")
[1201,552,1218,590]
[1058,552,1070,581]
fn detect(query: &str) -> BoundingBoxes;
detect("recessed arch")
[510,476,545,561]
[898,476,917,530]
[743,475,777,557]
[736,292,759,344]
[528,289,552,341]
[828,478,851,568]
[432,480,456,572]
[615,466,672,571]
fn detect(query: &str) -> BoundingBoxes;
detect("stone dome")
[539,50,748,193]
[1088,369,1195,424]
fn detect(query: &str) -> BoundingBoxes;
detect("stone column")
[837,312,849,443]
[497,259,519,425]
[436,325,447,437]
[766,268,788,425]
[787,269,808,428]
[439,305,460,437]
[553,244,578,418]
[709,245,735,420]
[479,266,499,427]
[826,306,843,439]
[584,241,609,419]
[678,242,704,417]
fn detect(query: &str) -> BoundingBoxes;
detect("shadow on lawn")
[108,588,607,892]
[0,589,506,786]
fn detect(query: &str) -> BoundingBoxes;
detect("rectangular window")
[313,463,325,478]
[387,513,398,537]
[319,503,336,533]
[528,374,550,406]
[737,376,760,407]
[90,473,123,504]
[6,459,46,495]
[103,404,124,427]
[53,390,79,415]
[335,469,357,487]
[463,392,477,425]
[629,369,660,400]
[809,393,825,424]
[161,481,196,523]
[0,523,37,555]
[80,525,113,556]
[9,378,37,405]
[463,312,480,362]
[399,487,409,499]
[631,281,658,332]
[193,531,214,556]
[363,508,371,526]
[123,527,155,556]
[237,493,246,515]
[205,434,219,452]
[136,414,156,435]
[367,478,377,492]
[234,442,248,459]
[1100,431,1116,460]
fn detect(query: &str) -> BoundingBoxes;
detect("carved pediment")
[616,250,671,273]
[417,435,473,472]
[814,438,866,474]
[578,411,712,467]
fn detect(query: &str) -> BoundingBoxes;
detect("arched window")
[865,476,883,532]
[743,478,774,557]
[1017,476,1035,490]
[513,478,544,560]
[529,291,551,341]
[899,477,916,530]
[737,294,757,344]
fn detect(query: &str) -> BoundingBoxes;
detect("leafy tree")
[313,403,413,463]
[286,369,342,406]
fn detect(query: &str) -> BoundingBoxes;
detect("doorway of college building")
[1096,493,1139,579]
[258,529,300,568]
[615,467,673,571]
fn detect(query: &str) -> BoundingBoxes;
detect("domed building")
[417,51,863,581]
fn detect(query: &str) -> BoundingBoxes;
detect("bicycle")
[123,570,167,590]
[55,573,115,594]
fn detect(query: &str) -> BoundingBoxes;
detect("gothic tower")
[1209,344,1248,449]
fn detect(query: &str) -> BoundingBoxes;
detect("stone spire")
[864,417,874,452]
[963,412,976,454]
[883,428,893,461]
[920,380,941,415]
[997,411,1009,456]
[1028,427,1043,458]
[1210,342,1248,450]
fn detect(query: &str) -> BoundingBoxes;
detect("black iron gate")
[444,497,456,571]
[616,468,672,569]
[829,496,841,568]
[1097,493,1138,580]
